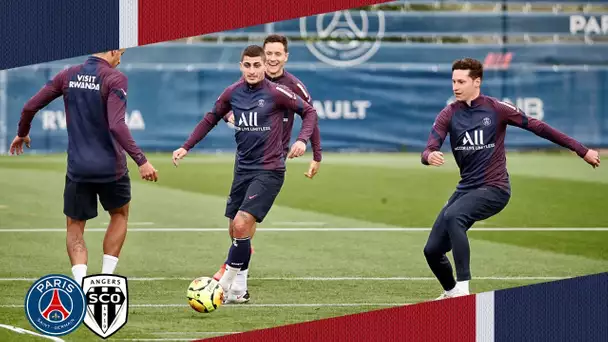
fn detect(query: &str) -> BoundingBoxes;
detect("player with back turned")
[217,34,323,303]
[421,58,600,299]
[172,45,318,296]
[10,49,158,286]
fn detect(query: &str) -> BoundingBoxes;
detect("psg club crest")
[82,274,129,339]
[24,274,86,336]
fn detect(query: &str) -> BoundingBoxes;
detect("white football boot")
[223,288,250,304]
[435,287,469,300]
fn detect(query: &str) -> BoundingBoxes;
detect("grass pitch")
[0,151,606,341]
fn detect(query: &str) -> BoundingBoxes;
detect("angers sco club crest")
[82,275,129,339]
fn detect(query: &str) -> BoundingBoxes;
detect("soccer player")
[9,50,158,286]
[172,45,318,298]
[224,34,322,177]
[421,58,600,299]
[217,34,323,303]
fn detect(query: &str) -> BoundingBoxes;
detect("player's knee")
[109,203,129,218]
[232,211,255,238]
[228,219,234,238]
[423,244,439,259]
[443,210,464,229]
[232,221,250,238]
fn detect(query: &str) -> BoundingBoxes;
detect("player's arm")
[497,101,590,157]
[106,74,148,166]
[9,70,66,154]
[498,101,600,168]
[421,108,451,166]
[181,88,232,151]
[309,125,322,162]
[106,74,157,181]
[17,70,66,138]
[292,81,322,162]
[173,91,231,166]
[273,85,317,146]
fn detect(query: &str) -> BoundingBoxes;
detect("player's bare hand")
[427,151,445,166]
[172,148,188,166]
[9,135,31,155]
[305,160,320,179]
[288,141,306,159]
[139,162,158,182]
[583,149,600,168]
[226,112,235,125]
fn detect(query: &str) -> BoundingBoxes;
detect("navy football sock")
[240,247,251,271]
[227,237,251,269]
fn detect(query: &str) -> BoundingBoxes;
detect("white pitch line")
[0,303,409,308]
[0,227,607,232]
[0,324,65,341]
[271,221,327,226]
[0,276,569,282]
[102,222,155,226]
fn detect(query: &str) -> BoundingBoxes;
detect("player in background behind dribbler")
[421,58,600,300]
[172,45,318,299]
[216,35,323,304]
[10,50,158,286]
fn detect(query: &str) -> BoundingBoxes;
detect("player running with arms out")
[224,34,322,178]
[421,58,600,299]
[10,50,158,286]
[172,45,318,298]
[217,34,323,303]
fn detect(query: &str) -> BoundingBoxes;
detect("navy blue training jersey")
[18,56,147,182]
[422,94,589,192]
[182,78,318,172]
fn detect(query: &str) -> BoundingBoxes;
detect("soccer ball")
[186,277,224,313]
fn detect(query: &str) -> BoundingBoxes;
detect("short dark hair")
[452,58,483,80]
[241,45,265,61]
[263,34,288,52]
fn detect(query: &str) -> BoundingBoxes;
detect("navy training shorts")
[63,173,131,221]
[225,170,285,223]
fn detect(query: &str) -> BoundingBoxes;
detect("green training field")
[0,152,606,341]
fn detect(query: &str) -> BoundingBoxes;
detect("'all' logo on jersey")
[463,130,484,146]
[238,112,258,126]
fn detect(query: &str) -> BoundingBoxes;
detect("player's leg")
[214,174,249,281]
[215,218,256,275]
[218,210,256,294]
[216,173,251,288]
[423,192,463,298]
[213,218,235,281]
[63,175,97,286]
[221,171,285,300]
[215,218,257,294]
[98,173,132,275]
[441,186,511,293]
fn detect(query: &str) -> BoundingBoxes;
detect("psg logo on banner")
[82,274,129,339]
